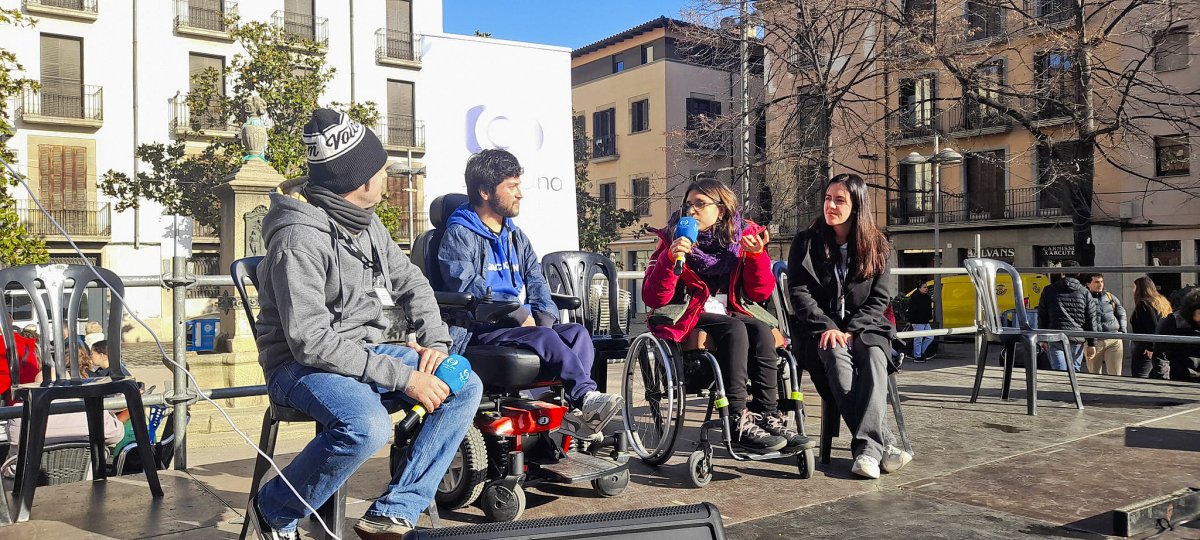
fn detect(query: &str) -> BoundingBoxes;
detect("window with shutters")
[964,1,1004,41]
[179,0,229,33]
[380,0,417,62]
[1154,26,1189,72]
[899,75,936,136]
[685,97,724,152]
[631,177,651,216]
[1034,51,1078,119]
[39,34,84,119]
[599,182,617,229]
[38,145,89,211]
[386,80,418,148]
[1035,141,1078,215]
[630,99,649,133]
[963,150,1006,219]
[188,53,226,130]
[899,162,933,217]
[963,61,1005,129]
[276,0,326,44]
[592,108,616,158]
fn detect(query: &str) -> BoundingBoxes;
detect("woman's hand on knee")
[819,329,851,350]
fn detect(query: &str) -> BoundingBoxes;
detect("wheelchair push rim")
[621,333,682,465]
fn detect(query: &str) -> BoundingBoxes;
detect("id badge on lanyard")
[341,227,394,306]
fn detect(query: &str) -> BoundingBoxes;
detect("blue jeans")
[258,344,483,531]
[912,323,933,357]
[1046,342,1084,372]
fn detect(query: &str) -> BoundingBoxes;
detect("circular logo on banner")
[465,105,545,156]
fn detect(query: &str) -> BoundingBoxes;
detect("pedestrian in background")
[906,282,935,363]
[1084,273,1126,375]
[1130,276,1171,379]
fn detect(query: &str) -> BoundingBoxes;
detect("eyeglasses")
[683,200,723,211]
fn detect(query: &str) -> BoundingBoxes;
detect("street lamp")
[900,132,962,331]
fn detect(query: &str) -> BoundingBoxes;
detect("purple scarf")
[677,214,745,289]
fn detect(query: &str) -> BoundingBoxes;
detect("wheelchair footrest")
[535,452,629,485]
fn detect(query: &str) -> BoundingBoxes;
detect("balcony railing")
[377,115,425,150]
[169,93,237,136]
[944,102,1012,135]
[887,186,1067,226]
[685,130,730,155]
[18,203,111,238]
[23,0,98,18]
[592,135,616,159]
[375,29,420,65]
[175,0,237,35]
[17,79,103,126]
[272,10,328,46]
[964,7,1005,41]
[1023,95,1077,122]
[885,114,937,142]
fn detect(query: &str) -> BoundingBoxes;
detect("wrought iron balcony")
[592,135,617,159]
[175,0,237,37]
[375,29,421,66]
[17,79,103,128]
[272,10,328,46]
[22,0,97,20]
[169,93,237,138]
[887,187,1067,226]
[964,6,1005,42]
[377,115,425,151]
[18,202,112,238]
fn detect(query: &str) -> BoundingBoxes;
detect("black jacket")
[1037,277,1099,345]
[1130,301,1165,352]
[787,229,894,353]
[1154,313,1200,382]
[907,291,934,325]
[1091,290,1127,334]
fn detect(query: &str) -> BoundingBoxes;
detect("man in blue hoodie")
[253,109,482,540]
[438,149,623,438]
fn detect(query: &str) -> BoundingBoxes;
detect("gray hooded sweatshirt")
[255,192,451,391]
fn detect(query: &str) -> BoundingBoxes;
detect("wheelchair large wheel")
[622,333,683,467]
[435,425,488,509]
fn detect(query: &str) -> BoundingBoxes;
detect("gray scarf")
[304,183,374,234]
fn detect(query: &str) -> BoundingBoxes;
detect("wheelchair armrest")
[551,293,582,310]
[475,301,522,324]
[434,291,476,310]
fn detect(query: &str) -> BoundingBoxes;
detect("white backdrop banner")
[419,33,578,254]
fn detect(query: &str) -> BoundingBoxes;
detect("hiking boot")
[354,514,414,540]
[881,444,913,473]
[247,495,298,540]
[579,391,624,433]
[759,410,816,452]
[851,454,881,479]
[732,409,787,453]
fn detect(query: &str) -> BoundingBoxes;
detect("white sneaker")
[851,455,881,479]
[579,391,624,433]
[881,444,912,473]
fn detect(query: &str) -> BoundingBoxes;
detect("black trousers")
[694,312,778,414]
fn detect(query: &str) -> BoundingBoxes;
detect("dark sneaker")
[732,409,787,453]
[247,495,298,540]
[760,410,816,451]
[354,514,414,540]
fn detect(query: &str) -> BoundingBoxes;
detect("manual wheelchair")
[620,317,816,487]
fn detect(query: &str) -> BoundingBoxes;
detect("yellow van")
[905,273,1051,330]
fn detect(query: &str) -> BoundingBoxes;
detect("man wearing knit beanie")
[250,108,482,540]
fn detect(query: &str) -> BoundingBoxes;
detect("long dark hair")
[810,173,889,280]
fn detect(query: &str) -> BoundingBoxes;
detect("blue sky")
[443,0,691,50]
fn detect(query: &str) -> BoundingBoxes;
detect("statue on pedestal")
[241,94,269,162]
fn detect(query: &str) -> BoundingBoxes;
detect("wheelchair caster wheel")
[798,447,815,479]
[686,450,712,488]
[481,482,526,522]
[591,468,630,497]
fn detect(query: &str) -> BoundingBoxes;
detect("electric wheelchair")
[619,272,816,487]
[407,194,630,522]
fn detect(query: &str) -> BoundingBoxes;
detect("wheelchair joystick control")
[396,353,474,437]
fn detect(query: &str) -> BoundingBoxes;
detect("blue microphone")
[673,216,699,275]
[396,354,473,435]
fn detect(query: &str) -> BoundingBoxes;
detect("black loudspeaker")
[409,502,726,540]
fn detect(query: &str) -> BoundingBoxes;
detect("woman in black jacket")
[1130,276,1172,378]
[1155,288,1200,382]
[787,174,907,479]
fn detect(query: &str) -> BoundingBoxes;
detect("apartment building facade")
[2,0,439,336]
[764,0,1198,298]
[571,17,764,296]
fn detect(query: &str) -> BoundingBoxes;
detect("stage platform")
[3,359,1198,539]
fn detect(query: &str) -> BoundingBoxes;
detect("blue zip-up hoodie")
[439,203,558,327]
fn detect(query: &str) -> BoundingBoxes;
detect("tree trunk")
[1069,139,1096,266]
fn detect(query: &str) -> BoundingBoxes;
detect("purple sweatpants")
[473,323,597,404]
